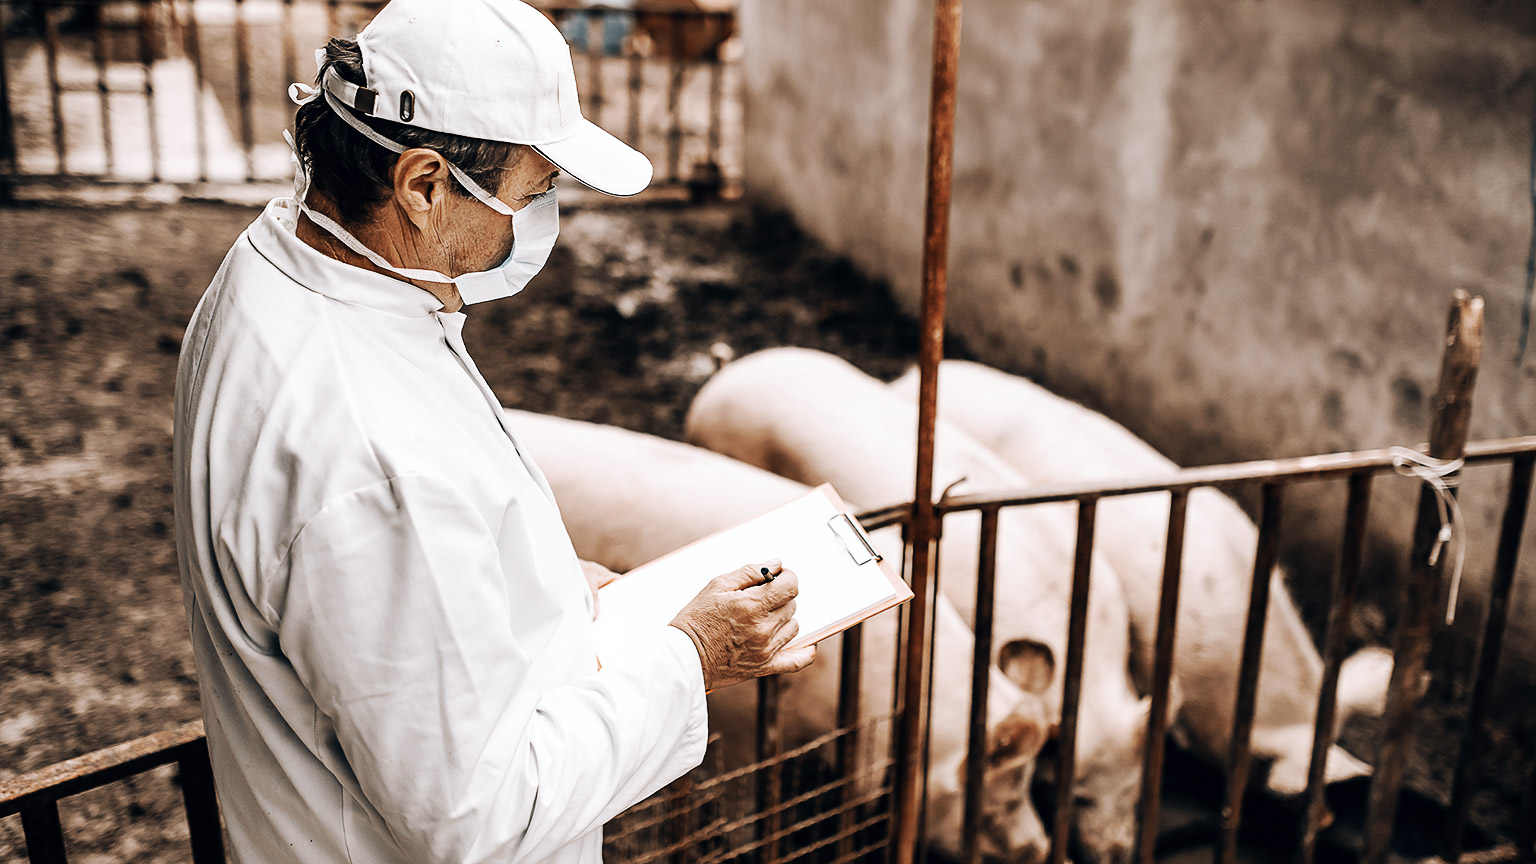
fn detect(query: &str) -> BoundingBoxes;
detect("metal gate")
[5,297,1535,864]
[0,0,739,200]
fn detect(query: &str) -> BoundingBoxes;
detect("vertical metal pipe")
[665,18,683,183]
[757,674,783,864]
[19,800,69,864]
[0,10,18,190]
[893,0,963,860]
[1520,760,1536,864]
[282,0,298,102]
[915,515,948,859]
[1364,291,1485,864]
[665,773,696,864]
[233,0,254,181]
[136,0,160,182]
[1219,483,1285,864]
[1297,471,1375,864]
[1051,498,1099,864]
[892,524,913,728]
[707,45,722,172]
[92,2,114,176]
[1134,489,1190,864]
[1443,454,1535,860]
[585,10,605,125]
[42,4,67,173]
[836,622,865,863]
[626,35,643,148]
[183,0,209,182]
[179,740,226,864]
[961,507,1001,864]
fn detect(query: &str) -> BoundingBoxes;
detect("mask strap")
[298,198,459,286]
[281,127,456,286]
[300,69,517,217]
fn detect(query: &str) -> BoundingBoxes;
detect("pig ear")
[999,639,1056,695]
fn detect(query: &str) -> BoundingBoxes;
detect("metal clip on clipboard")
[827,513,884,566]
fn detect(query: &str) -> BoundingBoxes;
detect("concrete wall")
[740,0,1536,684]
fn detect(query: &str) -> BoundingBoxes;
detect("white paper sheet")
[594,485,909,661]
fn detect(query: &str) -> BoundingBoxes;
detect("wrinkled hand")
[669,559,817,690]
[579,559,619,620]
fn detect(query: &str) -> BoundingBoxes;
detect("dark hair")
[293,38,525,226]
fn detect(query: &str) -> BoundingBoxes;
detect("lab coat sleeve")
[275,472,709,864]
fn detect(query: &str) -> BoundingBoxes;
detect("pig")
[888,360,1394,796]
[506,409,1055,863]
[683,348,1151,864]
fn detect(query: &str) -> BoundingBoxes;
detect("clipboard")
[593,484,912,662]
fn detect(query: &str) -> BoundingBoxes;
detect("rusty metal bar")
[1520,762,1536,864]
[1051,498,1099,864]
[91,3,114,176]
[1219,483,1286,864]
[939,437,1536,515]
[233,0,255,181]
[707,48,722,171]
[42,4,66,172]
[835,622,865,864]
[585,11,605,125]
[915,514,948,859]
[181,0,209,182]
[1297,472,1375,864]
[1,720,208,816]
[626,36,642,147]
[663,774,695,864]
[1,11,17,191]
[283,0,299,103]
[20,800,68,864]
[756,674,784,864]
[960,506,1002,864]
[891,524,913,729]
[855,504,910,532]
[1134,489,1190,864]
[893,0,963,859]
[1443,453,1535,860]
[178,738,225,864]
[665,23,683,182]
[135,0,160,182]
[1365,291,1485,864]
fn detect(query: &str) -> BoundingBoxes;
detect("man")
[171,2,814,863]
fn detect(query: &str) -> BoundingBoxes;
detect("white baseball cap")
[325,0,652,197]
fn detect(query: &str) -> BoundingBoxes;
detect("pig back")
[508,409,808,570]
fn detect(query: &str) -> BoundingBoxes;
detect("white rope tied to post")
[1389,446,1466,625]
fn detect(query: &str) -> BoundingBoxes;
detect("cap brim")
[534,118,653,198]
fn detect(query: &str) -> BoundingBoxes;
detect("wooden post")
[1363,290,1484,864]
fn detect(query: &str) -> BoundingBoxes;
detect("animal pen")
[3,3,1536,864]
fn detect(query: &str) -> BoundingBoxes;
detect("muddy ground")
[0,198,1525,863]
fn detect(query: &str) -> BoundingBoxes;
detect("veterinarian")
[171,2,812,862]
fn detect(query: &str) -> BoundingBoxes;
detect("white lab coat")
[172,197,708,864]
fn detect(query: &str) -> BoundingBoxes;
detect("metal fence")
[0,0,740,200]
[5,294,1536,864]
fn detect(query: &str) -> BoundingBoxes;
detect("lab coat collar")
[247,197,447,318]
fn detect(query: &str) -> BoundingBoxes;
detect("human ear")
[392,148,451,229]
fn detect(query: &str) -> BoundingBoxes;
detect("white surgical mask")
[287,71,559,306]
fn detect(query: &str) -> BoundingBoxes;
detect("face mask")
[287,70,559,306]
